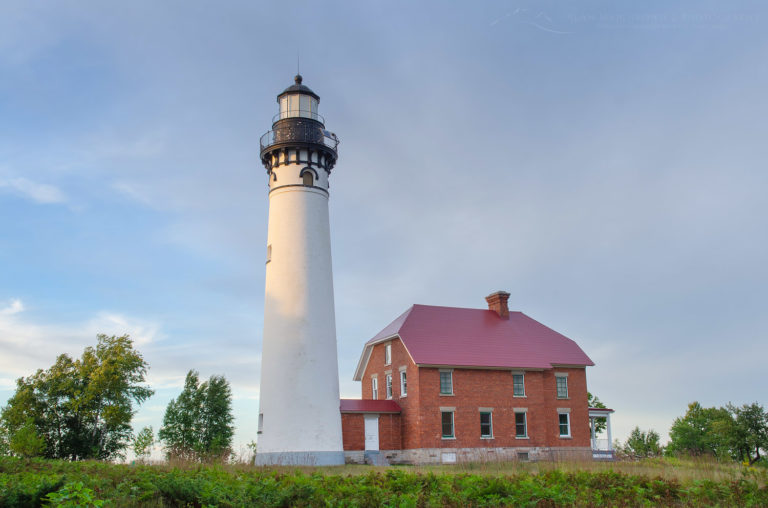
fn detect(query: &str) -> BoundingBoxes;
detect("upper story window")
[480,411,493,438]
[513,373,525,397]
[556,374,569,399]
[385,374,393,399]
[439,370,453,395]
[399,368,407,397]
[371,376,378,400]
[302,172,314,186]
[384,343,391,365]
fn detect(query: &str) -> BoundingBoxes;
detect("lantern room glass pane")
[288,95,300,116]
[299,95,310,116]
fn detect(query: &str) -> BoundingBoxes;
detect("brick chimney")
[485,291,511,319]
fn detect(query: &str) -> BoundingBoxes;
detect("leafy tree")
[622,426,662,458]
[587,392,607,434]
[667,401,730,458]
[133,426,154,462]
[0,334,154,460]
[719,402,768,465]
[159,370,234,461]
[9,418,46,458]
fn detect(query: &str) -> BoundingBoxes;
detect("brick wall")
[359,338,591,452]
[361,338,420,449]
[378,413,402,450]
[341,413,364,451]
[415,367,590,450]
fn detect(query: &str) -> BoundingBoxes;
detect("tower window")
[266,245,272,264]
[302,172,314,186]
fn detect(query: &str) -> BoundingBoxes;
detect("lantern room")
[276,74,321,123]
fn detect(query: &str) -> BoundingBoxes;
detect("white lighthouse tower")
[255,75,344,465]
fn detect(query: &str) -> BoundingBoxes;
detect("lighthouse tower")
[255,76,344,465]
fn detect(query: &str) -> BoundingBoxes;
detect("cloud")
[0,298,163,381]
[0,177,67,204]
[0,299,24,316]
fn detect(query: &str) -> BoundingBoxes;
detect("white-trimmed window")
[558,412,571,437]
[371,376,378,400]
[513,372,525,397]
[480,411,493,438]
[439,370,453,395]
[441,411,455,438]
[386,374,393,399]
[384,343,392,365]
[555,374,568,399]
[515,411,527,438]
[399,367,407,397]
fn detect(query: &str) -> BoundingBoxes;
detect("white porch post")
[606,413,613,451]
[590,417,596,449]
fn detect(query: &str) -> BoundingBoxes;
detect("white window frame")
[371,375,378,400]
[558,411,571,438]
[440,409,455,439]
[399,367,407,397]
[514,409,528,438]
[512,371,525,397]
[384,343,392,365]
[479,409,493,439]
[385,374,393,399]
[439,369,453,395]
[555,373,569,399]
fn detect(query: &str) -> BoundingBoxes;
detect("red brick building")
[341,291,601,464]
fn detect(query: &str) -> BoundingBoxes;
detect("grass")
[1,456,766,507]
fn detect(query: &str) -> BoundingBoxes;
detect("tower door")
[364,414,379,451]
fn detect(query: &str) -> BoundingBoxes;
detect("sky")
[1,0,767,459]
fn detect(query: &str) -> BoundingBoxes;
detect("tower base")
[254,450,345,466]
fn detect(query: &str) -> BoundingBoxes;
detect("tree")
[587,392,607,434]
[667,401,730,458]
[623,426,662,458]
[0,334,154,460]
[133,426,154,462]
[720,402,768,465]
[9,418,45,458]
[159,370,234,462]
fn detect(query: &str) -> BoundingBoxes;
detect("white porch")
[589,407,615,460]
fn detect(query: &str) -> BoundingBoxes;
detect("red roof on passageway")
[354,305,593,380]
[340,399,402,413]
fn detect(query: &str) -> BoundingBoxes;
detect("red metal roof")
[340,399,402,413]
[362,304,594,373]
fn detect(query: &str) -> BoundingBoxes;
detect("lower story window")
[441,411,454,438]
[515,412,527,437]
[559,413,571,437]
[480,412,493,438]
